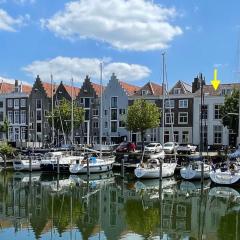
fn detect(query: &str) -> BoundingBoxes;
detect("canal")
[0,171,239,239]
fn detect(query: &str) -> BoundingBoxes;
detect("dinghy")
[210,168,240,185]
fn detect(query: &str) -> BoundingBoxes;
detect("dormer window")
[173,88,181,94]
[221,88,232,96]
[141,90,148,95]
[83,89,87,93]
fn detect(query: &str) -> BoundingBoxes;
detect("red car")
[116,142,135,152]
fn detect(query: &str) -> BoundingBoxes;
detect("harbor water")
[0,171,239,240]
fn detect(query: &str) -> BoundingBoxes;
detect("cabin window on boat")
[182,131,189,143]
[214,125,222,144]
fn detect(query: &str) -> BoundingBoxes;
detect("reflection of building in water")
[0,173,240,240]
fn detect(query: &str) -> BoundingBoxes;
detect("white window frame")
[20,110,26,124]
[165,113,174,125]
[173,88,181,94]
[213,125,222,144]
[141,90,148,95]
[14,110,19,124]
[179,99,188,108]
[8,111,13,124]
[36,99,42,109]
[165,99,175,109]
[178,112,188,124]
[21,99,26,107]
[92,108,99,116]
[21,127,26,140]
[182,131,189,143]
[111,96,118,108]
[214,104,222,120]
[14,99,19,109]
[7,99,13,108]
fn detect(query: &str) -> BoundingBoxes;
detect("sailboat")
[69,62,115,174]
[134,53,177,179]
[180,75,211,180]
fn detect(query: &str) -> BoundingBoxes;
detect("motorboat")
[40,151,84,172]
[134,159,177,179]
[13,155,41,171]
[69,156,115,174]
[180,161,211,180]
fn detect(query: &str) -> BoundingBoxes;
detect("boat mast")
[71,77,74,145]
[100,62,103,159]
[51,74,55,145]
[162,52,165,146]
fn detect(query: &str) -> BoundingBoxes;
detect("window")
[111,97,118,108]
[178,112,188,124]
[80,98,84,104]
[214,125,222,144]
[202,125,208,147]
[201,105,208,119]
[104,122,108,128]
[174,131,179,143]
[182,131,189,143]
[44,122,48,128]
[14,99,19,109]
[36,110,42,121]
[21,127,26,140]
[165,99,175,108]
[14,111,19,124]
[93,109,99,116]
[0,101,3,108]
[85,109,90,120]
[84,98,90,108]
[173,88,181,94]
[141,90,148,95]
[15,128,20,141]
[119,121,125,128]
[214,105,221,119]
[93,121,99,128]
[36,123,42,133]
[179,99,188,108]
[221,88,232,96]
[7,99,13,107]
[20,110,26,124]
[150,128,157,142]
[111,109,117,120]
[36,99,42,109]
[8,111,13,124]
[104,109,108,116]
[165,113,174,124]
[0,111,3,122]
[119,109,126,115]
[21,99,26,107]
[44,110,48,117]
[8,127,13,141]
[111,121,117,132]
[164,131,170,143]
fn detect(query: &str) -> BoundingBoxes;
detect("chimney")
[192,73,206,93]
[14,80,19,93]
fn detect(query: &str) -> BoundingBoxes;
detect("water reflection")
[0,171,239,239]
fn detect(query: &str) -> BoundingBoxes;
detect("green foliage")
[0,142,15,157]
[126,99,160,148]
[220,89,239,133]
[0,118,9,133]
[48,99,85,138]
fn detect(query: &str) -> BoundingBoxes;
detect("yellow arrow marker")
[211,68,221,90]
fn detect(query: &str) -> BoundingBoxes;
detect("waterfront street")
[0,171,240,240]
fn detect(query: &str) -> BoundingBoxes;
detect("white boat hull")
[13,159,41,171]
[148,151,165,160]
[69,159,114,174]
[180,164,211,180]
[134,163,177,179]
[210,169,240,185]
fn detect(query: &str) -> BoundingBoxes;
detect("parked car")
[163,142,179,154]
[116,142,135,153]
[145,143,162,153]
[177,143,197,155]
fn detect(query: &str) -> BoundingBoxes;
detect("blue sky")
[0,0,240,88]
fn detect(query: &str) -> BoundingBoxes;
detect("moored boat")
[210,168,240,185]
[13,157,41,171]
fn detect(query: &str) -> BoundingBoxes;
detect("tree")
[126,99,160,150]
[48,99,85,143]
[220,89,239,134]
[0,118,9,141]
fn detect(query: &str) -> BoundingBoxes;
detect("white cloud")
[22,56,151,83]
[41,0,183,51]
[14,0,35,4]
[0,9,29,31]
[0,76,31,86]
